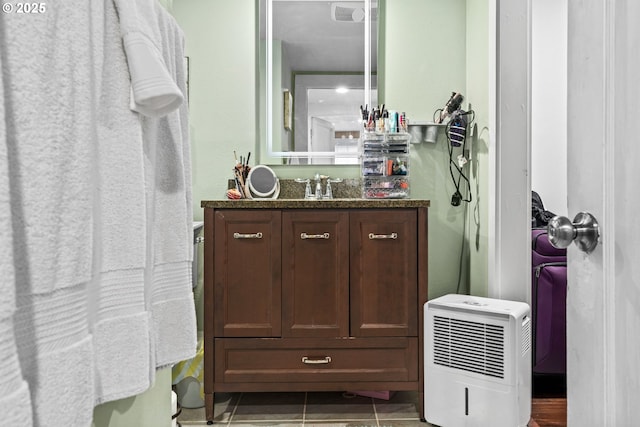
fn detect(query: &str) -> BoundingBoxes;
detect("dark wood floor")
[530,398,567,427]
[529,374,567,427]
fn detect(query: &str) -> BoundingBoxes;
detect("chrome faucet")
[295,178,313,199]
[296,175,342,199]
[324,179,333,199]
[314,173,323,199]
[324,178,343,199]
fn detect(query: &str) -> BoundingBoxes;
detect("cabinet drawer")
[215,337,418,384]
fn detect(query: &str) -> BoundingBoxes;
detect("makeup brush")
[244,152,251,181]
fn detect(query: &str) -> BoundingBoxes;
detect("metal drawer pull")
[302,356,332,365]
[368,232,398,240]
[300,232,330,240]
[233,232,263,239]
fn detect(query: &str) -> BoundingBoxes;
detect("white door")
[495,0,640,425]
[563,1,640,424]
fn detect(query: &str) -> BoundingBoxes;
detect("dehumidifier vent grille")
[521,316,532,357]
[432,315,505,379]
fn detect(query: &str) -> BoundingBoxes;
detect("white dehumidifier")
[424,294,531,427]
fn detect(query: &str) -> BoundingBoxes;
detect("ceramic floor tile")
[231,392,305,422]
[177,391,428,426]
[178,392,240,425]
[215,392,242,423]
[376,421,430,427]
[177,405,206,424]
[304,392,376,422]
[373,391,421,421]
[304,423,378,427]
[178,420,209,426]
[229,423,304,427]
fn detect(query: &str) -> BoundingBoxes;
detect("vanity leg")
[205,392,214,424]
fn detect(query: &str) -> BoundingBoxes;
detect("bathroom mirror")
[259,0,378,165]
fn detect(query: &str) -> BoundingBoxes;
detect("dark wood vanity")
[201,199,429,423]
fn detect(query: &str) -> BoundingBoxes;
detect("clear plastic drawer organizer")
[361,132,411,199]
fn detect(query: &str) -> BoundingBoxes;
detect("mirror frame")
[264,0,373,161]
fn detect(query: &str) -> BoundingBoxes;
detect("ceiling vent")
[331,2,378,23]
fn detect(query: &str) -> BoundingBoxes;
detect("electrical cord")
[450,109,474,293]
[445,109,475,206]
[432,94,475,294]
[456,193,469,294]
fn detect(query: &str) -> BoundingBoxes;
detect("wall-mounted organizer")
[361,132,411,199]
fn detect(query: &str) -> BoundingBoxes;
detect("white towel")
[125,33,184,117]
[91,0,151,404]
[0,40,33,426]
[2,5,97,426]
[114,0,196,370]
[145,7,197,368]
[113,0,184,117]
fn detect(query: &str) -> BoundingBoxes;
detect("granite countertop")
[205,178,430,209]
[201,198,430,209]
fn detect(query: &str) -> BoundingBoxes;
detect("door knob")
[547,212,600,253]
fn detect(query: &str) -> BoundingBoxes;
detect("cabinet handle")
[301,356,332,365]
[300,232,330,240]
[368,232,398,240]
[233,232,263,239]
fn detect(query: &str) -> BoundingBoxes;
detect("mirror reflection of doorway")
[308,117,334,165]
[294,76,377,157]
[303,86,376,164]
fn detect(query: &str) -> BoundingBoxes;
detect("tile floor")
[177,391,433,427]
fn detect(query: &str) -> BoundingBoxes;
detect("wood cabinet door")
[214,210,281,337]
[282,210,349,337]
[350,209,418,337]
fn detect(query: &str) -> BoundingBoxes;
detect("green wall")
[382,0,490,299]
[173,0,259,214]
[466,0,490,297]
[382,0,469,299]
